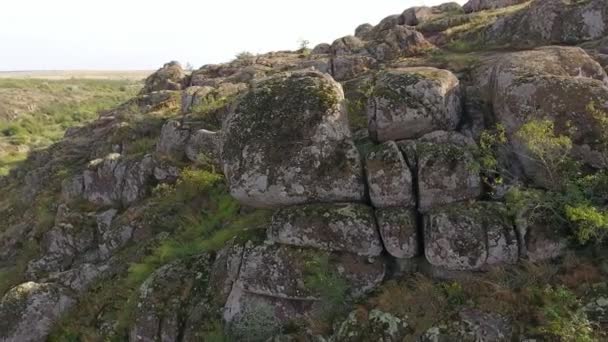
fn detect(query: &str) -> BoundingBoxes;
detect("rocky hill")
[2,0,608,341]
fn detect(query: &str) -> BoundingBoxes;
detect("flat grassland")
[0,70,152,80]
[0,73,146,175]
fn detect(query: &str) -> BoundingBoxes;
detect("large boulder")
[129,254,214,342]
[82,153,155,207]
[224,244,385,326]
[0,282,76,342]
[140,61,188,94]
[402,3,463,26]
[375,208,419,259]
[364,141,415,208]
[474,46,608,183]
[330,36,367,56]
[367,26,434,61]
[367,67,462,142]
[424,202,517,270]
[156,120,190,160]
[221,71,365,208]
[400,131,482,213]
[267,203,383,257]
[331,55,377,81]
[484,0,608,47]
[463,0,527,13]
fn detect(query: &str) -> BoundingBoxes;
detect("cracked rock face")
[365,141,415,208]
[221,71,365,208]
[375,208,419,259]
[367,67,462,142]
[223,244,385,325]
[83,153,155,207]
[401,131,482,213]
[424,202,517,270]
[267,203,383,257]
[0,282,76,342]
[129,254,213,342]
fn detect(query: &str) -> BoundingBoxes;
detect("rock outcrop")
[0,282,76,342]
[140,61,188,94]
[367,67,462,142]
[267,203,383,257]
[221,71,365,208]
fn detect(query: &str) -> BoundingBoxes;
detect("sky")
[0,0,466,71]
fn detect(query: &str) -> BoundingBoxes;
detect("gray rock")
[156,120,190,160]
[364,141,415,208]
[424,202,516,270]
[60,174,84,203]
[129,254,213,342]
[375,208,419,259]
[312,43,331,55]
[367,27,434,62]
[223,244,385,326]
[367,67,462,142]
[331,55,377,81]
[354,23,374,39]
[221,71,365,208]
[140,61,188,94]
[83,153,155,207]
[402,131,482,213]
[424,203,488,271]
[0,282,76,342]
[267,203,383,257]
[185,129,221,168]
[484,0,608,46]
[47,263,109,293]
[330,36,366,56]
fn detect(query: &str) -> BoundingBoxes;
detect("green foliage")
[515,120,575,187]
[128,168,270,285]
[535,286,593,341]
[479,118,608,245]
[0,78,138,175]
[304,254,349,322]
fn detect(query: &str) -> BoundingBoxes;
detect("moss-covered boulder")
[221,71,365,208]
[366,26,435,62]
[400,131,482,213]
[367,67,462,142]
[375,208,419,259]
[483,0,608,47]
[474,46,608,184]
[0,282,76,342]
[331,55,377,81]
[424,202,517,270]
[365,141,415,208]
[129,254,214,342]
[140,61,188,94]
[267,203,383,257]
